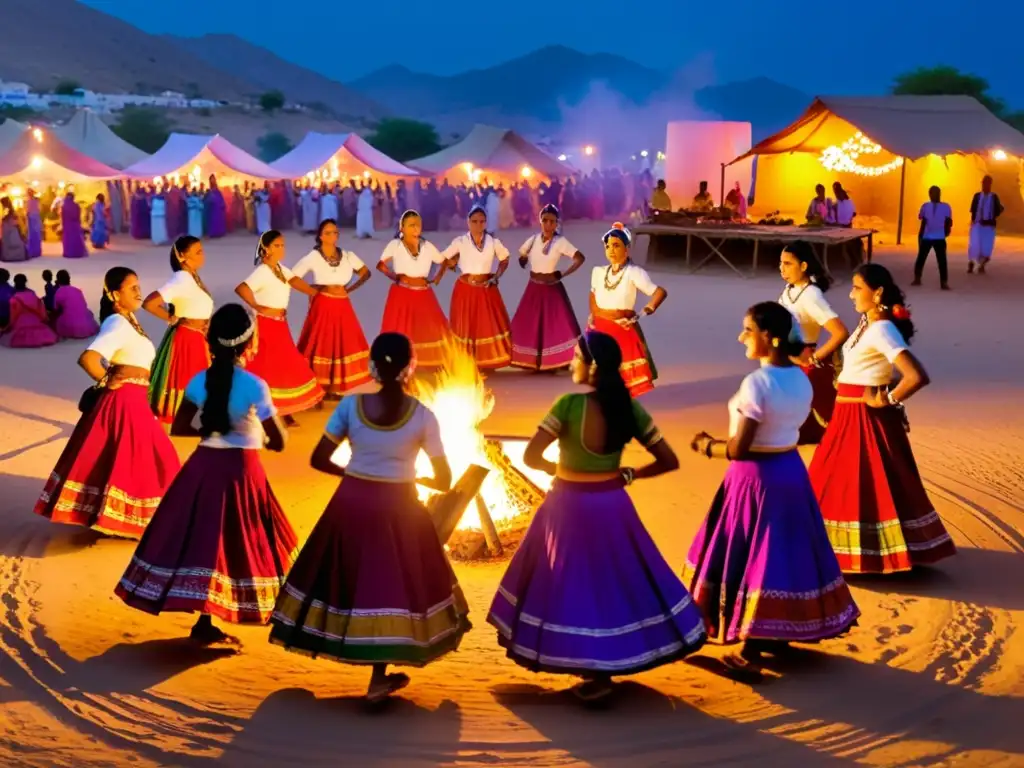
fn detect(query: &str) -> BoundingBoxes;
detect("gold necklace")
[847,315,869,349]
[264,260,287,284]
[186,268,212,297]
[121,311,149,339]
[785,281,810,304]
[320,247,342,267]
[603,263,628,291]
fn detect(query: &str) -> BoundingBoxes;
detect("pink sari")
[1,292,59,348]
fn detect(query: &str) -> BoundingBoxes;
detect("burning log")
[482,437,547,511]
[474,494,503,556]
[427,464,490,545]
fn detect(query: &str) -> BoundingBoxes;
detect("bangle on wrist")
[620,467,635,485]
[886,390,902,407]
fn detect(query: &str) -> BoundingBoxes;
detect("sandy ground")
[1,221,1022,767]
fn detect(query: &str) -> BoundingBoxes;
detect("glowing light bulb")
[992,148,1008,161]
[520,166,532,178]
[462,162,473,173]
[31,156,41,169]
[32,128,43,142]
[583,145,594,156]
[557,154,567,161]
[640,150,649,157]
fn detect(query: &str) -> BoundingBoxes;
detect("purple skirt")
[509,280,582,371]
[487,477,707,675]
[682,451,860,644]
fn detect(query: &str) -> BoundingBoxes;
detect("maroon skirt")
[34,383,181,538]
[798,357,837,445]
[116,447,298,623]
[509,279,582,371]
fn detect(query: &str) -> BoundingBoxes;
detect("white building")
[0,80,229,113]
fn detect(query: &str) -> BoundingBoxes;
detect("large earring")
[771,337,780,348]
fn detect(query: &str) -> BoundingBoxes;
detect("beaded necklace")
[469,232,487,252]
[185,268,212,297]
[603,262,629,291]
[319,246,343,268]
[784,281,811,305]
[264,259,288,284]
[121,311,150,339]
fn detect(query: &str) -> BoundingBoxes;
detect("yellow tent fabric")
[730,96,1024,236]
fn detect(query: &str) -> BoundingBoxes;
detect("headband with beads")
[216,319,255,348]
[602,221,632,247]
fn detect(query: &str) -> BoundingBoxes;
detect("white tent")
[271,132,421,181]
[0,119,27,155]
[0,125,119,184]
[410,124,572,183]
[52,110,148,170]
[121,133,281,183]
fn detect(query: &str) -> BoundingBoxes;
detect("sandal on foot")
[366,673,410,703]
[573,679,614,702]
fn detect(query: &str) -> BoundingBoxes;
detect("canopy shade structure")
[727,96,1024,241]
[0,126,120,183]
[0,119,28,155]
[410,124,572,183]
[121,133,281,182]
[52,110,148,170]
[271,132,422,180]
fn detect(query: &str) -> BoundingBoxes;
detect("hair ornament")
[602,222,632,247]
[809,274,817,283]
[891,304,911,321]
[103,287,114,301]
[216,318,255,348]
[771,337,780,348]
[539,203,560,221]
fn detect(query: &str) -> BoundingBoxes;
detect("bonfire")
[331,342,556,558]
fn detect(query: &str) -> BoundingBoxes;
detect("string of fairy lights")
[819,132,904,177]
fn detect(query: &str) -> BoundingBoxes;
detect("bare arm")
[691,416,759,461]
[235,282,259,311]
[561,251,586,279]
[628,438,680,480]
[643,286,667,315]
[495,258,510,280]
[812,317,850,363]
[261,415,287,452]
[944,216,953,238]
[77,350,108,383]
[310,435,347,477]
[346,266,371,294]
[872,350,930,405]
[288,275,320,298]
[417,456,453,492]
[523,429,558,475]
[170,399,201,437]
[431,260,449,285]
[142,290,175,324]
[376,261,399,283]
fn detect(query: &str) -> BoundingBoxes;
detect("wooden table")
[634,223,874,277]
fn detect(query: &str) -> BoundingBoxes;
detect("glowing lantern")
[992,149,1008,161]
[32,128,43,142]
[583,145,595,156]
[362,170,371,178]
[30,156,42,169]
[462,162,474,173]
[520,166,532,178]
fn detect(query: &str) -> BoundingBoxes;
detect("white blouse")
[520,233,577,273]
[837,320,908,387]
[379,238,444,279]
[291,249,366,286]
[325,395,445,482]
[728,364,812,449]
[442,233,510,275]
[185,368,276,450]
[243,263,294,310]
[88,314,156,369]
[778,283,838,345]
[591,264,659,311]
[156,270,214,320]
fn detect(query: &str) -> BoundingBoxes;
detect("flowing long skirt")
[589,316,657,397]
[509,279,581,371]
[449,279,512,370]
[34,383,181,538]
[90,218,109,248]
[116,447,298,623]
[296,293,372,395]
[149,324,211,424]
[808,383,957,574]
[488,478,707,675]
[269,475,470,666]
[798,355,838,445]
[243,314,324,416]
[26,214,43,259]
[379,283,450,368]
[682,451,860,644]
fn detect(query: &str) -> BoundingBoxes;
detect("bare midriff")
[555,467,622,482]
[593,307,636,321]
[177,317,209,330]
[320,284,349,296]
[398,275,429,288]
[258,307,286,319]
[529,271,561,283]
[459,273,493,285]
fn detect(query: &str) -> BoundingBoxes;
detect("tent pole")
[719,163,726,206]
[896,159,907,245]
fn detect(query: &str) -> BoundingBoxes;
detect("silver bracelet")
[886,390,902,407]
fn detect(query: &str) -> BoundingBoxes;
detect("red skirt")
[808,383,956,574]
[449,278,512,370]
[589,315,657,397]
[115,447,298,624]
[509,279,582,371]
[244,313,325,415]
[297,293,372,395]
[149,323,210,424]
[34,383,181,538]
[798,356,837,445]
[379,283,450,368]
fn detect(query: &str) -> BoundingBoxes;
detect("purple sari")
[61,198,87,259]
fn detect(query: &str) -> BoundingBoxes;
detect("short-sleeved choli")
[538,392,662,473]
[156,270,214,320]
[727,365,812,449]
[184,367,276,450]
[379,239,444,278]
[442,233,510,275]
[88,314,156,368]
[519,234,577,273]
[243,263,294,310]
[324,395,445,481]
[590,264,658,311]
[291,249,365,286]
[837,320,908,386]
[778,283,838,345]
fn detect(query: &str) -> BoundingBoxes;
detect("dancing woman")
[588,223,664,397]
[34,267,181,538]
[809,264,955,574]
[441,204,513,369]
[376,210,450,368]
[293,219,372,397]
[116,304,299,644]
[685,302,859,673]
[235,230,325,424]
[777,241,849,444]
[487,331,707,702]
[270,333,471,703]
[145,236,215,424]
[509,203,584,371]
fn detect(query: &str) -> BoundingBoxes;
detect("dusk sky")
[83,0,1023,105]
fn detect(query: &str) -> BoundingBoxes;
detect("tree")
[259,90,286,113]
[111,107,173,154]
[366,118,442,162]
[0,105,36,123]
[892,66,1006,115]
[54,79,81,96]
[257,131,293,163]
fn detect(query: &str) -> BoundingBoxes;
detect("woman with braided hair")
[145,235,215,424]
[235,230,325,425]
[117,303,299,645]
[34,267,180,538]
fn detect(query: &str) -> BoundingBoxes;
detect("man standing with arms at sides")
[967,175,1003,275]
[912,185,952,290]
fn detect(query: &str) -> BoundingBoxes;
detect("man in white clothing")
[967,175,1003,274]
[913,185,952,290]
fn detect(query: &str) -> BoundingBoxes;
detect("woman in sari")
[0,274,59,348]
[0,197,27,263]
